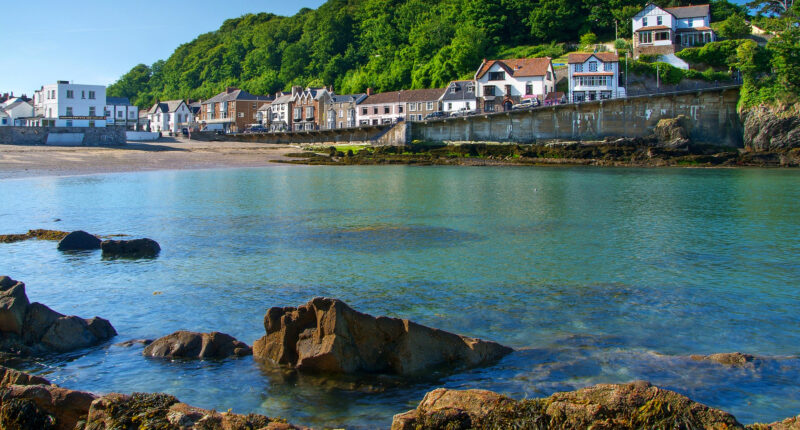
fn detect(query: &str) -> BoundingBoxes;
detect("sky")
[2,1,326,96]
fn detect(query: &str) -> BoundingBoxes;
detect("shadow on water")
[295,225,483,253]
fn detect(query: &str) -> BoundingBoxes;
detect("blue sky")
[3,1,325,96]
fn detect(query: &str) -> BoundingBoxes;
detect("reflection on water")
[0,166,799,428]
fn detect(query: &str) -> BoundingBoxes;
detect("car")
[424,111,446,120]
[450,108,477,117]
[245,125,267,134]
[512,99,541,110]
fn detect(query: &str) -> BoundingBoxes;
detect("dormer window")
[643,17,648,26]
[466,84,474,93]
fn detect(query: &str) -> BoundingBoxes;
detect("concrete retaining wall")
[192,123,405,147]
[411,87,743,147]
[0,126,126,146]
[126,131,160,141]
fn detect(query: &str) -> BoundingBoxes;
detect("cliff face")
[742,103,800,151]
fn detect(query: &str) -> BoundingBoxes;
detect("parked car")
[245,125,267,134]
[512,99,541,110]
[450,108,477,117]
[424,111,446,120]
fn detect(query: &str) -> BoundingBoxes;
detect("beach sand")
[0,138,301,179]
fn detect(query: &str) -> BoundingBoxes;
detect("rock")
[253,297,513,376]
[114,339,152,347]
[653,115,691,148]
[690,352,757,368]
[0,384,97,430]
[100,238,160,258]
[393,381,745,430]
[742,104,800,151]
[83,392,305,430]
[749,415,800,429]
[85,317,117,341]
[56,231,101,251]
[143,330,252,359]
[0,277,30,335]
[40,316,102,353]
[0,397,57,429]
[0,365,51,387]
[22,302,64,345]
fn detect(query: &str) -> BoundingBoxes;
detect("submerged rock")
[253,297,512,376]
[0,276,116,355]
[143,330,252,359]
[100,238,160,258]
[0,229,69,244]
[691,352,758,368]
[57,231,101,251]
[392,381,745,430]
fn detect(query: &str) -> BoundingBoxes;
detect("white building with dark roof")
[567,53,623,102]
[633,3,715,58]
[328,93,366,129]
[147,100,192,134]
[32,81,107,127]
[105,97,138,129]
[474,58,556,112]
[440,80,477,116]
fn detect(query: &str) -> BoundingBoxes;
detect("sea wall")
[193,122,407,146]
[0,126,126,146]
[410,87,743,147]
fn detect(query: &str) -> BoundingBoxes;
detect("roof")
[441,81,477,102]
[257,103,271,112]
[361,88,445,105]
[272,94,294,105]
[106,97,131,106]
[636,26,673,32]
[201,89,273,105]
[331,94,367,104]
[148,100,186,114]
[677,26,712,32]
[545,91,565,101]
[664,4,710,19]
[3,100,33,110]
[476,58,552,79]
[568,53,620,64]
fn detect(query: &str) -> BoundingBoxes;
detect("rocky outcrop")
[0,229,69,244]
[143,331,252,359]
[653,115,691,148]
[0,384,97,430]
[742,104,800,151]
[0,276,116,354]
[392,381,745,430]
[101,238,160,258]
[253,297,512,376]
[691,352,758,368]
[0,365,51,387]
[57,231,101,251]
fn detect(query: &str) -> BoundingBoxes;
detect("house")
[269,92,292,132]
[632,4,715,58]
[357,88,444,126]
[147,100,193,134]
[440,80,477,116]
[257,103,271,128]
[291,86,332,131]
[327,94,366,129]
[31,81,107,127]
[105,97,138,129]
[137,110,150,131]
[0,99,34,126]
[200,88,273,133]
[474,58,556,112]
[567,53,623,102]
[188,101,202,125]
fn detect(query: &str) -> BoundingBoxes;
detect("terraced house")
[357,88,444,126]
[328,93,366,129]
[474,58,556,112]
[291,86,331,131]
[200,88,272,133]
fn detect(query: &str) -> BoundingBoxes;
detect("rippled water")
[1,166,799,428]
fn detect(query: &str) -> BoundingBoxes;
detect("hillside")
[110,0,748,108]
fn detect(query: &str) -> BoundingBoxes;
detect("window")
[66,90,74,99]
[505,85,512,96]
[88,91,95,99]
[398,105,403,113]
[657,16,662,26]
[547,71,552,81]
[466,84,474,93]
[589,61,598,72]
[66,120,73,127]
[485,85,496,96]
[81,91,86,99]
[525,83,533,95]
[384,106,390,114]
[466,102,471,110]
[294,107,302,119]
[117,111,123,118]
[373,107,378,114]
[643,17,648,26]
[238,112,244,118]
[656,31,670,41]
[427,102,434,110]
[362,107,367,115]
[252,103,257,109]
[306,106,314,118]
[575,64,583,72]
[409,103,416,111]
[66,107,73,116]
[488,71,505,81]
[639,32,653,44]
[605,62,613,72]
[448,102,453,110]
[339,110,343,118]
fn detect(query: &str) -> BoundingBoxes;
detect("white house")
[567,53,623,102]
[474,58,556,112]
[0,99,34,126]
[257,103,271,128]
[32,81,107,127]
[269,92,292,132]
[0,109,8,126]
[440,80,477,115]
[105,97,138,129]
[147,100,192,134]
[633,4,715,58]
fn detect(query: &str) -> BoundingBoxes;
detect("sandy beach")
[0,138,300,179]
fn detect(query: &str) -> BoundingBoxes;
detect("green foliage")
[580,32,598,49]
[710,0,750,21]
[718,14,753,39]
[495,43,567,60]
[628,59,732,84]
[676,40,747,67]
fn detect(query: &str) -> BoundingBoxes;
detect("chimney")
[226,87,237,94]
[291,86,303,97]
[366,88,373,96]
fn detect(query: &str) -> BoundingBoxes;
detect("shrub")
[676,40,745,68]
[580,32,598,49]
[718,14,752,39]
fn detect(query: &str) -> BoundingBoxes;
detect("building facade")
[32,81,107,127]
[357,88,444,125]
[474,58,556,112]
[200,88,272,133]
[105,97,138,129]
[147,100,193,134]
[269,92,292,132]
[633,4,715,58]
[567,53,622,102]
[291,87,331,131]
[327,94,366,129]
[440,80,477,115]
[0,99,34,126]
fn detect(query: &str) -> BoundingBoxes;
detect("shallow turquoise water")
[1,166,799,428]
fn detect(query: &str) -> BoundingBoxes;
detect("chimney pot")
[366,88,373,96]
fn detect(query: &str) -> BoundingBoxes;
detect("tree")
[710,0,749,21]
[719,14,753,38]
[747,0,795,16]
[769,26,800,90]
[528,0,584,42]
[580,32,598,49]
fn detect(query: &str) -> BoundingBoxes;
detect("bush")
[676,40,745,67]
[718,14,752,39]
[580,32,598,49]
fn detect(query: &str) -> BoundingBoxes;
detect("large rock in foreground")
[253,297,512,376]
[392,381,745,430]
[101,238,160,258]
[742,104,800,151]
[57,231,101,251]
[0,276,116,355]
[143,330,252,359]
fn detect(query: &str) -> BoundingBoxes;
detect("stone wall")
[0,126,126,146]
[410,87,743,147]
[192,123,405,146]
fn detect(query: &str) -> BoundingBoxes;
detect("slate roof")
[441,81,477,102]
[476,58,553,79]
[148,100,186,114]
[568,53,620,64]
[106,97,131,106]
[331,94,367,104]
[271,94,294,105]
[664,4,710,19]
[201,89,272,105]
[2,100,33,110]
[361,88,445,105]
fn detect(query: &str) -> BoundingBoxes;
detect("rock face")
[0,276,116,354]
[742,104,800,151]
[392,381,745,430]
[100,238,160,258]
[0,365,51,387]
[253,297,513,376]
[653,115,691,148]
[57,231,101,251]
[0,384,97,430]
[143,331,252,359]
